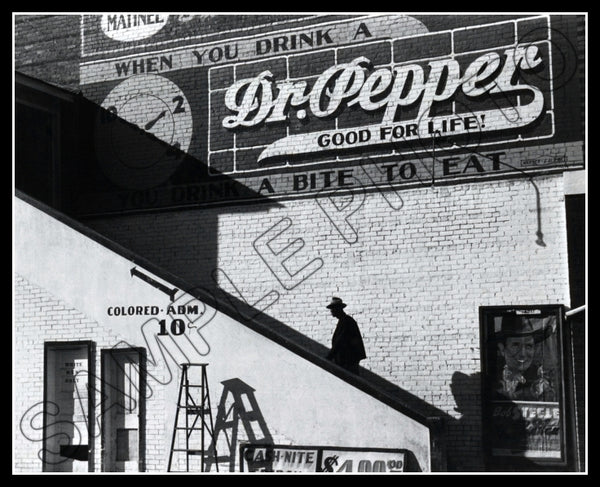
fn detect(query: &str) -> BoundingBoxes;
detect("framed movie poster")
[480,305,577,471]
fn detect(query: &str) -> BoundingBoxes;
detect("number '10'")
[158,319,185,336]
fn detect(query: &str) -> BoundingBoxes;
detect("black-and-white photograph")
[12,11,586,474]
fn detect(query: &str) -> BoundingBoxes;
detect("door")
[101,348,145,472]
[43,342,93,472]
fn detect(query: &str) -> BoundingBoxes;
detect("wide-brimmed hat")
[493,313,554,343]
[326,297,347,309]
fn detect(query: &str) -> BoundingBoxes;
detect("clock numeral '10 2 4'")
[100,95,185,124]
[172,95,186,114]
[100,105,118,124]
[166,141,183,160]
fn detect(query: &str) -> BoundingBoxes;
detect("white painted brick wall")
[13,274,168,472]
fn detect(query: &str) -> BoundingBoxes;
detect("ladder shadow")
[205,378,273,472]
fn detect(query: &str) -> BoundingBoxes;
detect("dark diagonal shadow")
[16,73,454,472]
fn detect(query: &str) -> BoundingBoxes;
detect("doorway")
[101,348,146,472]
[43,341,94,472]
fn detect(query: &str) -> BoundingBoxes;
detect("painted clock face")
[95,74,193,190]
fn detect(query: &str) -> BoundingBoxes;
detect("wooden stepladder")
[167,363,218,472]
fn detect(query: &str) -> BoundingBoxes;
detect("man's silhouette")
[325,297,366,374]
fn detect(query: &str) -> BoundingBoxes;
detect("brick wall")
[87,173,569,471]
[13,13,327,91]
[14,15,81,90]
[13,274,167,472]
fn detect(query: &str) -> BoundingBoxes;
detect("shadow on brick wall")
[15,74,474,473]
[449,371,549,472]
[449,371,484,471]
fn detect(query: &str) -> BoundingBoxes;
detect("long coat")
[328,314,367,368]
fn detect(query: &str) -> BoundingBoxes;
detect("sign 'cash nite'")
[221,45,545,162]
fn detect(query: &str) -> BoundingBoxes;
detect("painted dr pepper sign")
[207,15,555,174]
[82,14,557,177]
[221,47,545,162]
[78,14,580,213]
